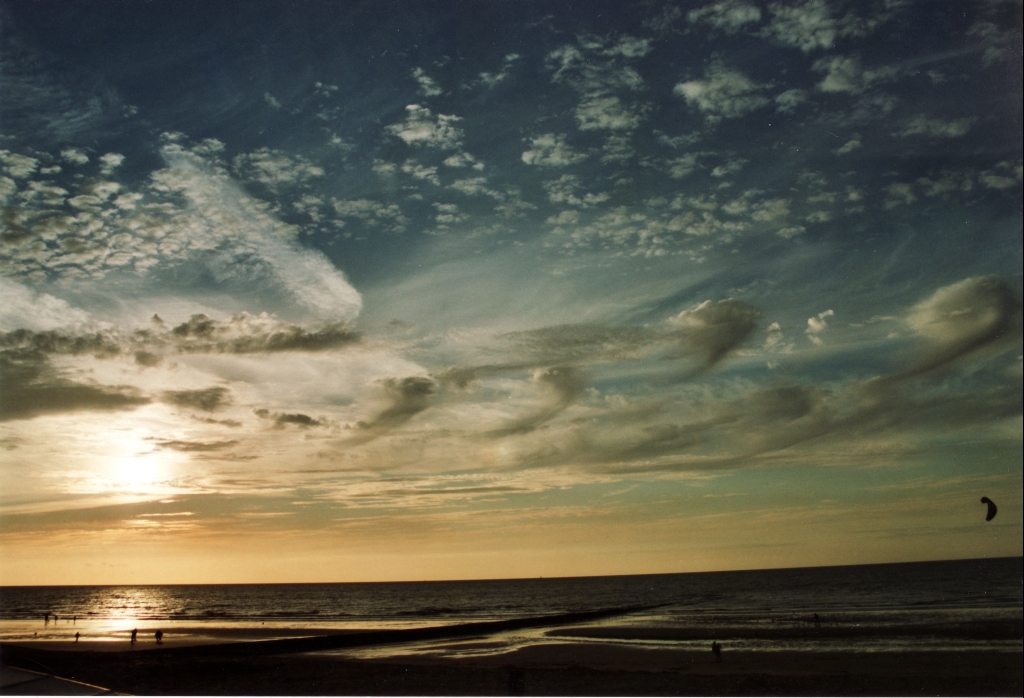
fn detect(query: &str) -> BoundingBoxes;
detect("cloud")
[448,177,502,199]
[61,148,90,165]
[904,277,1022,374]
[0,353,149,422]
[496,324,660,365]
[385,104,463,149]
[546,36,650,136]
[165,313,361,354]
[331,198,408,230]
[401,160,440,185]
[489,366,586,437]
[255,408,329,428]
[98,153,125,176]
[263,92,282,109]
[575,95,647,131]
[152,438,239,452]
[666,154,701,179]
[883,182,916,209]
[674,64,769,122]
[0,277,91,331]
[805,309,834,345]
[0,314,360,368]
[896,115,976,138]
[543,175,609,207]
[154,142,362,321]
[163,386,231,412]
[978,162,1023,190]
[750,198,791,222]
[443,152,484,169]
[350,376,435,439]
[232,148,325,189]
[687,0,762,33]
[0,150,39,179]
[711,158,747,178]
[412,68,443,97]
[836,138,861,155]
[477,53,521,88]
[813,55,895,94]
[761,0,892,53]
[762,0,839,51]
[521,134,588,167]
[774,88,807,113]
[668,299,759,372]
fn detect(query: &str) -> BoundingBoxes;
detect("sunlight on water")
[1,559,1020,656]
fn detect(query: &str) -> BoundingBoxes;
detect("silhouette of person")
[131,628,137,644]
[155,629,163,644]
[712,641,722,663]
[75,632,80,642]
[44,613,49,625]
[54,614,59,622]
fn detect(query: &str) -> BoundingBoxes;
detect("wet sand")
[2,635,1021,696]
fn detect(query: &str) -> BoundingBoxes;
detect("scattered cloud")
[163,386,232,412]
[897,115,976,138]
[476,53,522,88]
[412,67,443,97]
[687,0,762,33]
[233,148,325,189]
[904,276,1022,374]
[521,134,588,167]
[385,104,463,149]
[805,309,834,345]
[774,88,807,113]
[813,55,896,94]
[669,299,759,372]
[674,64,769,122]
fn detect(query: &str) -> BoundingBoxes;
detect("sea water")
[1,557,1020,655]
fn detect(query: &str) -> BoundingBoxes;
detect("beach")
[2,561,1020,694]
[2,623,1022,696]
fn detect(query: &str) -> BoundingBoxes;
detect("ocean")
[1,557,1020,657]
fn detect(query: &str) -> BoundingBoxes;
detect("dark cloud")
[668,298,759,373]
[903,276,1022,377]
[0,314,361,365]
[151,438,239,452]
[167,314,361,354]
[489,366,586,437]
[0,355,149,421]
[0,328,121,358]
[163,386,231,412]
[360,376,436,430]
[254,408,328,428]
[440,309,756,393]
[193,416,242,428]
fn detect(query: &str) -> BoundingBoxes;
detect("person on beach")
[75,632,80,642]
[44,613,49,625]
[131,628,137,644]
[155,629,163,644]
[712,641,722,662]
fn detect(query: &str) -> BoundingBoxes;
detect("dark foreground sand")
[2,640,1021,696]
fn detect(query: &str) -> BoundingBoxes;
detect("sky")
[0,0,1021,585]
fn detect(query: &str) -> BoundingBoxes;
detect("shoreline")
[2,641,1021,696]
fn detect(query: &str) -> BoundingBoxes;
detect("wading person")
[712,641,722,663]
